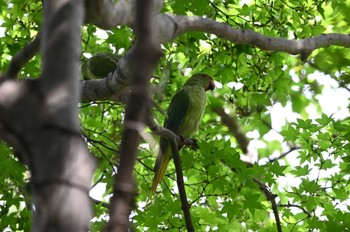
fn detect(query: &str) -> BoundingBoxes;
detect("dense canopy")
[0,0,349,231]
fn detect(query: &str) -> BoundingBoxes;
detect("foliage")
[0,0,349,231]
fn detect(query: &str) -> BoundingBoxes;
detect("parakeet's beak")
[207,80,215,91]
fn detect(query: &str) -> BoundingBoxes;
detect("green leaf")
[243,193,263,215]
[240,4,250,16]
[268,161,287,176]
[291,165,310,177]
[319,159,336,169]
[316,113,332,126]
[297,118,313,129]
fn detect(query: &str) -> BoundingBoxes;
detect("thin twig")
[268,145,301,162]
[279,202,312,218]
[221,159,282,232]
[253,178,282,232]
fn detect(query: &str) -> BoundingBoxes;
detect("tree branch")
[5,31,41,80]
[253,178,282,232]
[169,137,195,232]
[268,145,301,163]
[85,0,134,29]
[85,0,163,29]
[221,159,282,232]
[41,0,83,129]
[212,106,249,154]
[84,4,350,58]
[107,0,162,231]
[80,12,350,104]
[146,116,198,149]
[279,202,312,218]
[172,15,350,59]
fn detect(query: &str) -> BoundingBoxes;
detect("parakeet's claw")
[187,138,199,151]
[179,135,199,151]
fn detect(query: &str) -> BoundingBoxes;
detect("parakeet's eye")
[206,80,215,91]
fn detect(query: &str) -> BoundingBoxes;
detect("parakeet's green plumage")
[150,73,215,194]
[82,52,119,80]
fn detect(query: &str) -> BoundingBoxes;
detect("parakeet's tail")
[146,154,171,204]
[150,155,170,193]
[146,141,172,204]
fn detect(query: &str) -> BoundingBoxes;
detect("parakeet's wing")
[164,88,190,132]
[149,74,214,198]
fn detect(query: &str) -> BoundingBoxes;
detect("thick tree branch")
[29,1,96,231]
[0,0,97,231]
[41,0,82,129]
[85,0,163,29]
[80,12,350,103]
[172,15,350,59]
[107,0,162,231]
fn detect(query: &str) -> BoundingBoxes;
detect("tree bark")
[0,0,96,231]
[107,0,161,231]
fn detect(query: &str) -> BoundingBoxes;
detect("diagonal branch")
[214,106,300,231]
[268,145,301,163]
[5,31,41,80]
[253,178,282,232]
[212,106,249,154]
[221,149,282,232]
[212,106,260,164]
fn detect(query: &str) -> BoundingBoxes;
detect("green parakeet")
[82,52,119,80]
[150,73,215,194]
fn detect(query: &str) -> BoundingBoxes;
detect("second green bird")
[150,73,215,193]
